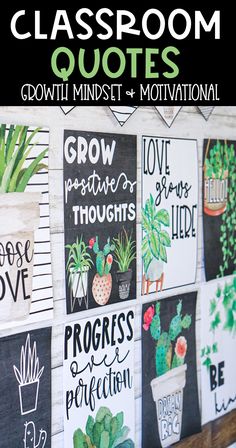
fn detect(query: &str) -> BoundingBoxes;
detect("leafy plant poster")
[0,124,53,329]
[141,136,198,295]
[0,327,51,447]
[63,130,137,313]
[201,276,236,424]
[63,308,135,448]
[142,292,201,448]
[203,139,236,281]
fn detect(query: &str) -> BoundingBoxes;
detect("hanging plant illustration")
[143,300,191,447]
[201,277,236,370]
[142,194,171,295]
[73,406,134,448]
[204,140,233,216]
[13,334,44,415]
[218,151,236,277]
[89,236,115,306]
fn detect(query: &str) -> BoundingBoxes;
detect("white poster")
[141,136,198,295]
[201,276,236,425]
[0,124,53,329]
[63,308,135,448]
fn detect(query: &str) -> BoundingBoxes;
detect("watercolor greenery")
[218,151,236,277]
[143,300,191,377]
[73,406,134,448]
[142,194,171,274]
[113,228,136,273]
[201,277,236,369]
[0,124,47,193]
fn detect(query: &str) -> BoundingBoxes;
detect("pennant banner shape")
[197,106,214,120]
[142,292,201,447]
[63,309,135,448]
[109,106,138,126]
[201,276,236,424]
[155,106,182,127]
[60,106,76,115]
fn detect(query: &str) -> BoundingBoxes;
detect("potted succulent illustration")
[73,406,134,448]
[66,236,93,311]
[0,124,47,322]
[204,140,234,216]
[142,194,171,295]
[13,334,44,415]
[89,236,114,306]
[143,300,192,447]
[113,228,136,300]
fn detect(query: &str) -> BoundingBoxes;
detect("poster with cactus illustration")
[0,327,51,447]
[63,308,135,448]
[141,136,198,296]
[201,276,236,424]
[203,139,236,281]
[63,130,136,313]
[0,123,53,329]
[142,292,201,448]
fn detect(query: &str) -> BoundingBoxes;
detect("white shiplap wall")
[0,105,236,448]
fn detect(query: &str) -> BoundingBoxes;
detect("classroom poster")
[142,293,201,448]
[141,136,198,295]
[0,124,53,329]
[201,276,236,424]
[0,327,51,448]
[203,139,236,281]
[63,130,137,313]
[63,309,135,448]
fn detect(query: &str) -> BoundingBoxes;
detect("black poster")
[203,139,236,281]
[63,130,137,313]
[0,327,51,448]
[142,292,201,448]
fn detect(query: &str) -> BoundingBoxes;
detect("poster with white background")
[141,136,198,295]
[201,276,236,425]
[63,308,135,448]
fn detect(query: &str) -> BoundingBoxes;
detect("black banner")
[0,3,233,105]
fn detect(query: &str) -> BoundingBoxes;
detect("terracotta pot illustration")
[204,170,228,216]
[19,379,39,415]
[92,273,112,305]
[0,192,40,322]
[116,269,132,300]
[151,364,187,448]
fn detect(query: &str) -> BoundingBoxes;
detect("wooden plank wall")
[0,106,236,448]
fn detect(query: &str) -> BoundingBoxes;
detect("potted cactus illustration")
[143,300,192,447]
[113,228,136,300]
[23,421,47,448]
[204,140,234,216]
[0,124,47,322]
[89,236,115,305]
[142,194,171,295]
[66,236,93,311]
[13,334,44,415]
[73,406,134,448]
